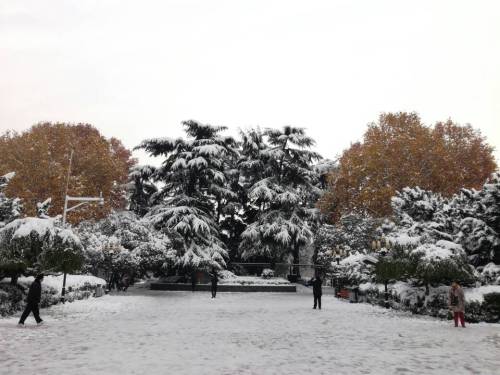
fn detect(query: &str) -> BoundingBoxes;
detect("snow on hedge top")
[339,252,366,266]
[217,270,291,285]
[410,240,465,261]
[2,217,57,239]
[2,171,15,181]
[387,233,421,247]
[58,228,82,245]
[10,274,106,293]
[465,285,500,303]
[435,240,463,251]
[482,262,500,275]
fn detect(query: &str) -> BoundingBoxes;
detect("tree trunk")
[10,274,18,285]
[425,283,430,296]
[384,280,389,309]
[292,244,300,277]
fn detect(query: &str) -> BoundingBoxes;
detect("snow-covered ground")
[1,289,499,375]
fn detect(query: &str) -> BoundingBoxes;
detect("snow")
[387,233,421,247]
[411,243,453,261]
[58,228,82,245]
[435,240,463,252]
[2,171,16,181]
[1,289,499,374]
[194,144,226,157]
[482,262,500,275]
[218,273,291,286]
[3,217,57,239]
[339,252,366,266]
[464,285,500,303]
[2,274,106,293]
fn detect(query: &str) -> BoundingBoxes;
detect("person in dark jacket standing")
[191,269,197,292]
[312,275,323,310]
[18,273,44,325]
[210,268,218,298]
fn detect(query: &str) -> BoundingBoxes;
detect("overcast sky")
[1,0,499,165]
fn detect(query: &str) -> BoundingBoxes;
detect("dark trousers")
[313,294,321,309]
[19,303,42,324]
[211,284,217,298]
[454,311,465,327]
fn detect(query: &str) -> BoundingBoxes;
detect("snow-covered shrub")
[218,270,237,280]
[261,268,274,279]
[77,211,174,282]
[481,173,500,234]
[0,172,22,229]
[456,217,499,266]
[337,252,374,285]
[0,216,82,283]
[40,228,84,274]
[314,214,379,271]
[480,263,500,285]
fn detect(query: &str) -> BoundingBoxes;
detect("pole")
[384,280,389,308]
[61,150,73,301]
[61,269,67,303]
[62,195,68,226]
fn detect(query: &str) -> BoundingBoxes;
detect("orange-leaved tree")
[318,112,497,222]
[0,123,136,223]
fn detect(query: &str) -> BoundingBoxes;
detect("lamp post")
[60,149,104,301]
[60,193,104,302]
[377,236,392,308]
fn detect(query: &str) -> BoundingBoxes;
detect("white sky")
[1,0,499,165]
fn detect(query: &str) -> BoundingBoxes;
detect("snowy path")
[1,289,500,375]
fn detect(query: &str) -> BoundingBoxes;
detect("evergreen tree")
[0,172,22,228]
[239,126,322,275]
[40,227,84,275]
[313,213,378,266]
[137,121,238,270]
[481,173,500,235]
[127,165,158,217]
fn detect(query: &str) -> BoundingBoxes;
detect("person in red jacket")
[18,273,44,325]
[448,281,466,328]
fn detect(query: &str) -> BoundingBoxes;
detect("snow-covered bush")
[0,172,22,229]
[314,214,379,269]
[0,216,83,283]
[337,252,374,285]
[456,217,499,266]
[77,211,174,282]
[480,263,500,285]
[261,268,274,279]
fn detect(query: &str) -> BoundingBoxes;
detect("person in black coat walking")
[312,275,323,310]
[210,268,218,298]
[19,273,44,325]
